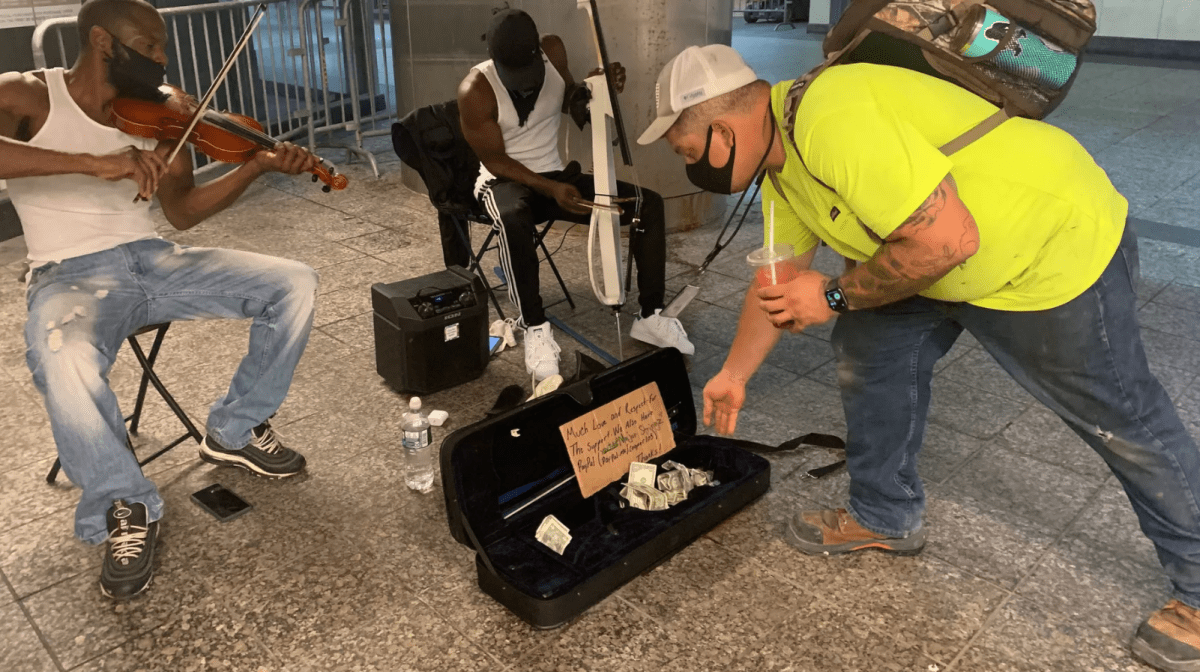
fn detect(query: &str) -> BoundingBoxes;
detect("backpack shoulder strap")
[938,107,1010,155]
[779,29,876,195]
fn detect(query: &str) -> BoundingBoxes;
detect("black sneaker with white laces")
[199,421,306,478]
[100,499,158,600]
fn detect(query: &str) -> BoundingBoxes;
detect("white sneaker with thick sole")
[524,322,561,381]
[630,309,695,355]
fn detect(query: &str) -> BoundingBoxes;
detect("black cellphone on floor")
[191,484,253,522]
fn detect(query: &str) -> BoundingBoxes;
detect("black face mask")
[685,113,777,195]
[508,82,542,127]
[107,36,167,102]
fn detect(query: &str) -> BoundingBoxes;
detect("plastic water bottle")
[402,397,434,493]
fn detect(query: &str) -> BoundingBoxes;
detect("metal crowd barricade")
[296,0,394,177]
[30,0,395,179]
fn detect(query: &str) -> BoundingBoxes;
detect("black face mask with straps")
[507,81,543,128]
[685,112,777,195]
[106,35,167,102]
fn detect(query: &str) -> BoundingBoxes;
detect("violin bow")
[162,3,268,168]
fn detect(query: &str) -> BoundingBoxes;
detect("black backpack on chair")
[391,99,484,269]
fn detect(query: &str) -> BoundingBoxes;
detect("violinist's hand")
[588,61,626,94]
[253,141,318,176]
[756,270,838,333]
[89,145,169,201]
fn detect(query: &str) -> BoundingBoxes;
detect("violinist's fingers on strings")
[131,161,154,201]
[136,148,168,181]
[277,142,310,174]
[299,147,319,173]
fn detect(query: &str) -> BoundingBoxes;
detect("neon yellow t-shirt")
[763,63,1128,311]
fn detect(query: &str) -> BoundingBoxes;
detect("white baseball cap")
[637,44,758,146]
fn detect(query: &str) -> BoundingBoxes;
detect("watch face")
[825,286,849,313]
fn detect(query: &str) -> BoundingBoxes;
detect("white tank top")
[7,68,159,264]
[472,53,565,196]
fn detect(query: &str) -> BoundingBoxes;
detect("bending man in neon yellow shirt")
[639,45,1200,672]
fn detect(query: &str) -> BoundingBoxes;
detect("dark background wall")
[0,23,37,242]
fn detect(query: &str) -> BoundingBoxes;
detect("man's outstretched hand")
[703,369,748,436]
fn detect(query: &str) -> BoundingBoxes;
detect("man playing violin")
[458,8,694,383]
[0,0,321,599]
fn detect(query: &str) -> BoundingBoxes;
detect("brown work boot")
[1132,600,1200,671]
[785,508,926,556]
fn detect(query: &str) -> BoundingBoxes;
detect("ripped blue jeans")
[832,224,1200,608]
[24,239,318,544]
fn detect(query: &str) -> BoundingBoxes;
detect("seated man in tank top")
[0,0,321,600]
[458,8,694,382]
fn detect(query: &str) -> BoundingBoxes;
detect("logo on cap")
[680,88,706,103]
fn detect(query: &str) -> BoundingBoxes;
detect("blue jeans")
[832,224,1200,608]
[24,239,318,544]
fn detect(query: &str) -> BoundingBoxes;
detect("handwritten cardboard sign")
[559,381,676,498]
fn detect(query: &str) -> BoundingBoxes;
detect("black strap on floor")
[727,432,847,479]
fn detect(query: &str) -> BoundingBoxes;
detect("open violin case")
[440,347,771,628]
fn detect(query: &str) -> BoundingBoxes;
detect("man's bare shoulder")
[540,35,572,85]
[0,71,49,112]
[457,69,497,119]
[0,71,49,140]
[458,68,493,99]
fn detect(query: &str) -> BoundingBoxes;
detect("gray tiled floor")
[4,20,1200,672]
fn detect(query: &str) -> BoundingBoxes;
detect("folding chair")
[449,203,576,321]
[391,99,575,321]
[46,323,203,484]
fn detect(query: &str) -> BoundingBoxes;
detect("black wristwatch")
[824,278,850,314]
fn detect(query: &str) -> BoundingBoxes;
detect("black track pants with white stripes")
[478,169,666,327]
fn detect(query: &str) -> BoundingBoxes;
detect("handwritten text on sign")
[559,381,676,498]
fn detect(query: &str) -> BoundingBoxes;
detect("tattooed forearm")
[838,178,979,310]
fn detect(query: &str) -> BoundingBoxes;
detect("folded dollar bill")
[619,484,650,510]
[535,514,572,555]
[620,483,668,511]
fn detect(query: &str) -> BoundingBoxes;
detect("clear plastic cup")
[747,244,799,287]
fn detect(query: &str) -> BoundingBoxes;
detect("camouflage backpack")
[781,0,1097,160]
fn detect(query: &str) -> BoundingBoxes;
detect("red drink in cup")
[747,244,799,287]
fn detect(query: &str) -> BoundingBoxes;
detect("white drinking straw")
[768,201,777,284]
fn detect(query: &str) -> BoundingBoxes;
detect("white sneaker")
[524,322,561,381]
[630,309,695,355]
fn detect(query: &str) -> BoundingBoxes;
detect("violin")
[110,83,349,192]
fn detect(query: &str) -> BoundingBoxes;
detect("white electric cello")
[576,0,644,357]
